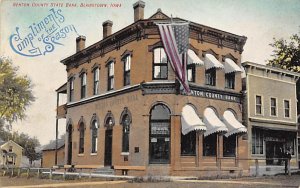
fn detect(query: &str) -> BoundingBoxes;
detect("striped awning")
[204,54,224,70]
[187,50,204,66]
[224,58,242,74]
[223,110,247,137]
[181,105,206,135]
[203,108,228,137]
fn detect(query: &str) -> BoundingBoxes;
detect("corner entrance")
[104,129,113,166]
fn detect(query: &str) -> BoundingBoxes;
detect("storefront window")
[79,122,85,154]
[252,128,263,155]
[203,134,217,156]
[122,114,130,152]
[181,131,196,156]
[149,104,170,164]
[223,135,236,157]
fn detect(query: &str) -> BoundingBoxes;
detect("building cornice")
[61,17,247,70]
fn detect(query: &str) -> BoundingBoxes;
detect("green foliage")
[0,57,35,124]
[267,32,300,72]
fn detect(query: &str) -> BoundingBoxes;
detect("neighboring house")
[42,139,65,168]
[243,62,299,172]
[0,140,23,167]
[56,1,249,177]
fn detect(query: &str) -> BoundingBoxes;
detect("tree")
[267,31,300,113]
[267,32,300,72]
[0,57,35,125]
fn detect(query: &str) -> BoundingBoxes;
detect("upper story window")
[284,100,290,118]
[153,48,168,80]
[270,97,277,116]
[69,77,74,102]
[225,73,235,89]
[255,95,262,115]
[123,55,131,86]
[93,68,100,95]
[80,73,87,99]
[187,64,195,82]
[9,146,13,152]
[107,62,114,91]
[205,68,216,86]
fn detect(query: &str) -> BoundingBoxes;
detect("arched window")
[91,120,98,153]
[79,122,85,154]
[93,68,100,95]
[149,104,171,164]
[81,73,87,98]
[153,48,168,80]
[122,114,131,152]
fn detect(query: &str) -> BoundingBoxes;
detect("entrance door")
[266,141,283,165]
[67,125,73,165]
[104,129,113,166]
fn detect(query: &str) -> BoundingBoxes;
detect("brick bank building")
[56,1,249,176]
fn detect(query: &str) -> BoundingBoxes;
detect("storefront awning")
[223,110,247,137]
[203,108,228,137]
[224,58,242,74]
[181,105,206,135]
[188,50,204,66]
[204,54,224,70]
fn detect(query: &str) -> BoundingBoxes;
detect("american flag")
[157,22,190,94]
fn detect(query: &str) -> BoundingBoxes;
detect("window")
[284,100,290,118]
[203,134,217,156]
[205,68,216,86]
[225,73,235,89]
[122,114,130,152]
[81,73,87,99]
[9,146,13,152]
[107,62,114,91]
[123,55,131,86]
[153,48,168,80]
[181,131,196,156]
[69,78,74,102]
[187,64,195,82]
[256,95,262,115]
[223,135,236,157]
[93,68,99,95]
[91,120,98,153]
[149,104,170,163]
[270,98,277,116]
[79,123,85,154]
[252,128,263,155]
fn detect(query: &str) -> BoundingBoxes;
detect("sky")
[0,0,300,145]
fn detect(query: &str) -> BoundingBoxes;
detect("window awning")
[181,105,206,135]
[188,50,204,66]
[203,108,228,137]
[224,58,242,74]
[204,54,224,70]
[223,110,247,137]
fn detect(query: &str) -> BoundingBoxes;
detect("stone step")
[93,167,114,175]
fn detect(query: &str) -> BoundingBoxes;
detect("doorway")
[104,129,113,166]
[67,125,73,165]
[266,141,284,165]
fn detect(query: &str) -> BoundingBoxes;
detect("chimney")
[76,35,86,52]
[133,1,145,22]
[102,20,113,38]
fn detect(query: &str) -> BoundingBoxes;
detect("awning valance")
[204,54,224,70]
[181,105,206,135]
[203,108,228,137]
[224,58,242,74]
[188,50,204,66]
[223,110,247,137]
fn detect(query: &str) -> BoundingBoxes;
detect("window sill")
[90,153,97,156]
[121,152,129,156]
[78,154,84,157]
